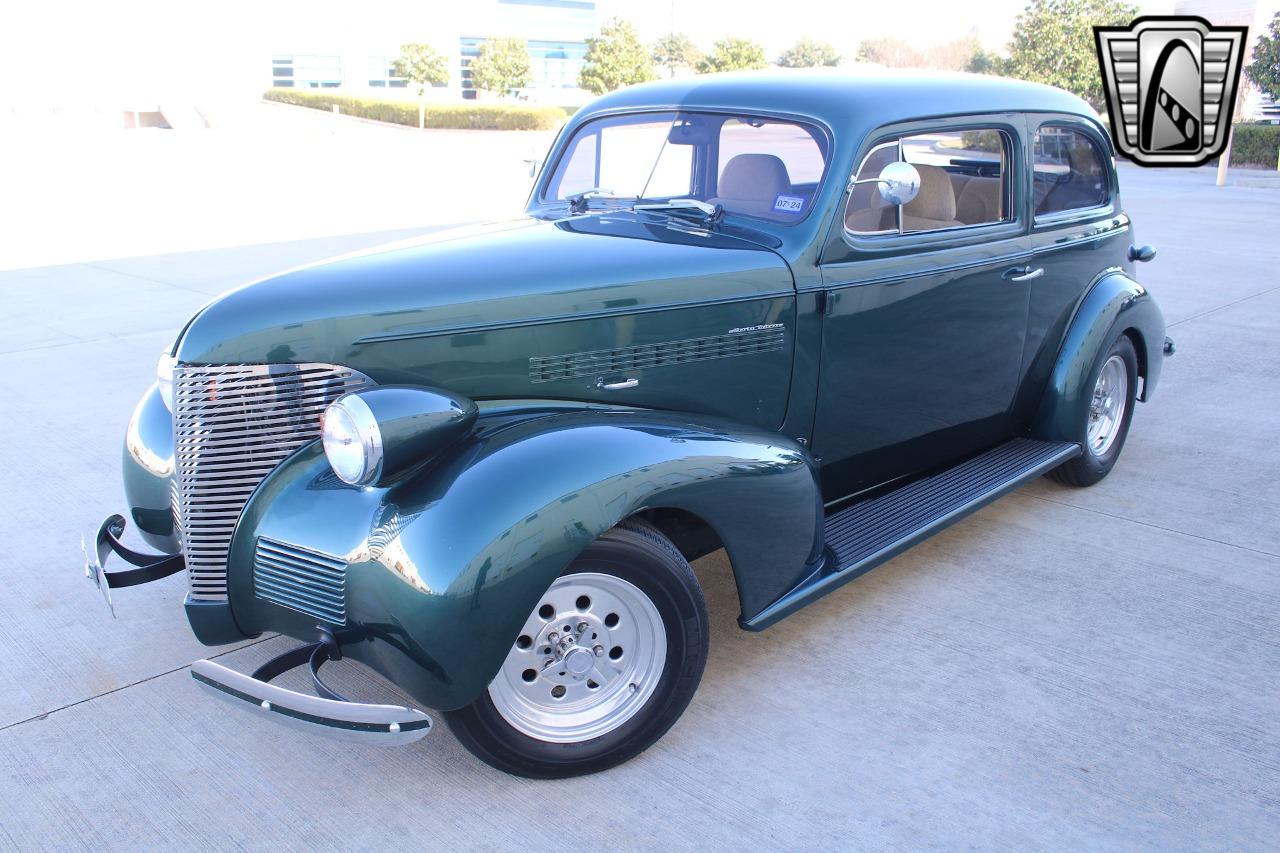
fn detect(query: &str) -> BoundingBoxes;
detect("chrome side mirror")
[873,161,921,205]
[523,146,544,180]
[850,160,922,206]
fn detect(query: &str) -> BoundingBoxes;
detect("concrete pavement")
[0,102,554,271]
[0,165,1277,850]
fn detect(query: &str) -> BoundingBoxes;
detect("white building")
[268,0,602,104]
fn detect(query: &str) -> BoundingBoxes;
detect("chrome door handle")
[1003,265,1044,282]
[597,377,639,391]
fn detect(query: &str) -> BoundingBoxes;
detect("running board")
[742,438,1079,630]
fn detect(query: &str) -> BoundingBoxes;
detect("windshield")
[540,111,830,224]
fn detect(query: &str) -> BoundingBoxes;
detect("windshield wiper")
[566,188,628,214]
[633,198,724,224]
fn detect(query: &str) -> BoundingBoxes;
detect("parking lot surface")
[0,163,1277,850]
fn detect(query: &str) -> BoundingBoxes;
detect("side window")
[1033,126,1108,217]
[843,142,899,234]
[845,128,1010,236]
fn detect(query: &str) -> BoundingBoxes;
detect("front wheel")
[1047,333,1139,487]
[446,521,709,778]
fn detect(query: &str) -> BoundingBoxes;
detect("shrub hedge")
[1229,123,1280,168]
[263,89,568,131]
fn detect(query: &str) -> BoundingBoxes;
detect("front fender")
[228,408,820,710]
[1032,271,1165,443]
[121,383,179,552]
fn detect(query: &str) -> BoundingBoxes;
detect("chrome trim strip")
[351,290,795,345]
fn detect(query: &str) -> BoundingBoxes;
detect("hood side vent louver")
[529,326,786,384]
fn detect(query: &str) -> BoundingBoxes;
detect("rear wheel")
[446,522,709,778]
[1048,334,1139,487]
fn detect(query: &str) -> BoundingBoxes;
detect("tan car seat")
[713,154,792,217]
[900,164,964,231]
[952,174,1003,225]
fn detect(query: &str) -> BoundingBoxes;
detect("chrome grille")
[253,538,347,624]
[172,363,373,601]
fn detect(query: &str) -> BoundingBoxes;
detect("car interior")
[844,129,1011,234]
[1032,127,1108,215]
[707,152,795,218]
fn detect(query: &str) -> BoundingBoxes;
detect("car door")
[811,118,1033,499]
[1009,117,1132,429]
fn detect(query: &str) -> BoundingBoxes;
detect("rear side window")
[845,129,1010,235]
[1033,127,1108,216]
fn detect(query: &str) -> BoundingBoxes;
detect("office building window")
[271,56,294,88]
[500,0,595,9]
[367,57,410,88]
[527,40,588,90]
[460,37,586,97]
[271,55,342,89]
[460,37,486,99]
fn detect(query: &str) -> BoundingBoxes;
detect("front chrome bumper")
[190,637,433,745]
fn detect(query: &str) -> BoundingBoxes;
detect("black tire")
[446,521,709,778]
[1047,333,1139,487]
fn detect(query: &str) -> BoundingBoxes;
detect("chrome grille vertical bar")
[170,363,373,601]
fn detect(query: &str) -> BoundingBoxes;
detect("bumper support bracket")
[81,514,185,617]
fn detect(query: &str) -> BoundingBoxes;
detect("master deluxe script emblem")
[1095,16,1248,166]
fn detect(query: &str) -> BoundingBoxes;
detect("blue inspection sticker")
[772,194,805,214]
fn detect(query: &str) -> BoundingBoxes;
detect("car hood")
[174,213,793,369]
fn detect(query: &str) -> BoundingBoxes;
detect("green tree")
[696,38,769,74]
[578,18,657,94]
[1245,12,1280,100]
[966,46,1005,75]
[653,32,701,78]
[391,43,449,129]
[1002,0,1137,109]
[469,37,532,98]
[777,38,841,68]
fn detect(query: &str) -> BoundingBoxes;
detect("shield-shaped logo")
[1095,16,1248,166]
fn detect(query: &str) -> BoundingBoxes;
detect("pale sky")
[611,0,1028,56]
[0,0,1196,109]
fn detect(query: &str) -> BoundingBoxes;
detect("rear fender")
[228,407,821,710]
[1031,271,1165,443]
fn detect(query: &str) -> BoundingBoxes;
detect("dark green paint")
[121,384,179,553]
[1031,271,1164,442]
[354,386,478,486]
[176,216,797,433]
[226,409,820,710]
[111,72,1167,710]
[185,595,251,646]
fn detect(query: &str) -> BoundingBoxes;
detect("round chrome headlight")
[322,395,383,486]
[156,352,176,413]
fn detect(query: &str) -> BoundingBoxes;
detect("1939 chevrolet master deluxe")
[85,70,1171,777]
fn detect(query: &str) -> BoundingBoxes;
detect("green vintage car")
[86,70,1171,778]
